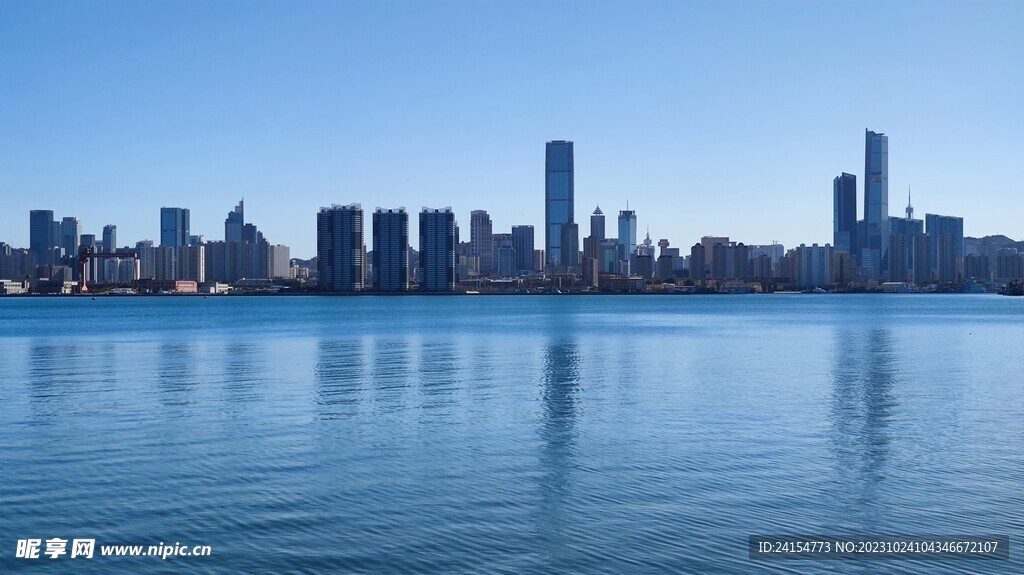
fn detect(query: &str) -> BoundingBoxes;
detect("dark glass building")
[419,207,457,291]
[832,172,857,255]
[317,204,365,291]
[862,130,889,277]
[29,209,54,267]
[160,207,191,248]
[545,140,574,269]
[372,208,409,291]
[925,213,964,282]
[511,225,535,274]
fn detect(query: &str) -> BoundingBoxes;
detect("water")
[1,295,1021,574]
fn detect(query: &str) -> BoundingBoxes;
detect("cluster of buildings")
[0,200,290,294]
[2,131,1019,295]
[315,134,998,293]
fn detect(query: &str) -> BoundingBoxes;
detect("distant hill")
[965,235,1023,258]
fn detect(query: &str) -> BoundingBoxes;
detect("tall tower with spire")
[906,186,914,219]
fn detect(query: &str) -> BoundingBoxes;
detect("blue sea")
[1,295,1022,574]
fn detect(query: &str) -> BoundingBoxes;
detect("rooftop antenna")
[906,185,913,219]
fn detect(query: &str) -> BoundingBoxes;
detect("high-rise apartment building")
[925,213,964,283]
[419,207,457,291]
[317,204,365,292]
[372,208,409,291]
[545,140,574,269]
[470,210,493,276]
[833,172,857,255]
[511,225,535,275]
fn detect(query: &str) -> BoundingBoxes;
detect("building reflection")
[157,342,196,407]
[417,340,457,418]
[536,336,582,555]
[314,337,367,420]
[829,327,899,526]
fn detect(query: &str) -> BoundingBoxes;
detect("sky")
[1,0,1021,259]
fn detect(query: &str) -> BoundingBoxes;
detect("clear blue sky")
[1,0,1021,258]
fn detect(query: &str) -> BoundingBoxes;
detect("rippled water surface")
[1,295,1022,573]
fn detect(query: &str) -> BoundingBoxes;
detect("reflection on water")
[314,338,366,419]
[830,328,899,527]
[537,337,582,559]
[157,342,196,406]
[1,295,1022,575]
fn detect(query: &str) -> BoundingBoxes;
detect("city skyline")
[2,2,1021,258]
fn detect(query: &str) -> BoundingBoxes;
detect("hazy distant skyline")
[2,0,1021,258]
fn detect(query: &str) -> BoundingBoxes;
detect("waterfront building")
[102,225,117,253]
[560,222,579,273]
[862,130,889,277]
[372,208,409,291]
[963,253,991,281]
[160,207,190,248]
[179,244,206,283]
[635,254,653,279]
[617,209,637,273]
[794,243,833,288]
[59,216,82,265]
[925,213,964,283]
[890,196,924,282]
[225,200,244,243]
[910,233,929,283]
[470,210,494,276]
[656,255,674,281]
[420,207,457,291]
[995,249,1024,281]
[689,243,706,283]
[317,204,365,292]
[833,172,857,255]
[497,246,516,278]
[545,140,574,269]
[29,210,55,267]
[511,225,535,275]
[269,245,291,279]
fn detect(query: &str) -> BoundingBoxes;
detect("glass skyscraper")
[160,207,191,248]
[833,172,857,255]
[225,200,244,243]
[29,209,54,267]
[372,208,409,291]
[317,204,365,291]
[511,225,535,274]
[545,140,574,269]
[419,207,457,291]
[617,209,637,273]
[863,130,889,276]
[925,213,964,282]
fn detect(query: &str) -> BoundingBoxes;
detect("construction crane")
[77,246,141,294]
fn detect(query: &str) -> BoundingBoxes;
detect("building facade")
[372,208,409,291]
[317,204,365,292]
[544,140,574,269]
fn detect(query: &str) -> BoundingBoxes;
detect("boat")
[999,279,1024,296]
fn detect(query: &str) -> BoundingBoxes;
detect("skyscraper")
[29,210,54,267]
[511,225,535,274]
[560,222,579,272]
[833,172,857,255]
[469,210,494,275]
[590,206,605,240]
[420,207,457,291]
[372,208,409,291]
[317,204,365,292]
[160,207,190,248]
[926,213,964,282]
[862,130,889,277]
[225,200,244,243]
[617,209,637,273]
[545,140,574,269]
[59,216,82,262]
[102,225,117,253]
